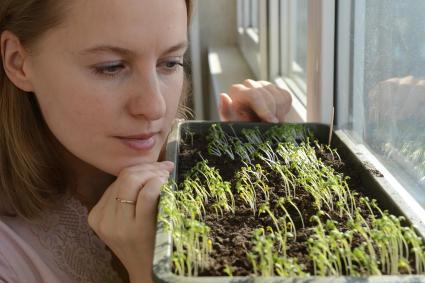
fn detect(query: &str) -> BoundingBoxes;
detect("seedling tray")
[153,121,425,283]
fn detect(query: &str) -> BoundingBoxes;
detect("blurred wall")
[190,0,238,120]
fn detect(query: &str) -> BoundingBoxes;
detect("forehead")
[51,0,187,53]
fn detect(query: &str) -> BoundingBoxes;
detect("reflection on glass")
[349,0,425,196]
[368,76,425,187]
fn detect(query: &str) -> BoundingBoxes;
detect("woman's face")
[26,0,187,176]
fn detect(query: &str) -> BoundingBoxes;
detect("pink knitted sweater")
[0,196,123,283]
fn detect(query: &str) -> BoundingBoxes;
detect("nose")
[127,72,166,121]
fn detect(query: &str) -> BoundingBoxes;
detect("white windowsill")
[246,28,259,45]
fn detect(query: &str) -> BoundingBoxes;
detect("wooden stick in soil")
[328,106,335,146]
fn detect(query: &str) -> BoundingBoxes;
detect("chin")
[117,149,162,173]
[98,137,165,176]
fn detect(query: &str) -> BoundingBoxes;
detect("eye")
[158,59,184,74]
[92,62,126,77]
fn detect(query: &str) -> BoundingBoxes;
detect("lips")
[116,132,158,151]
[120,133,156,140]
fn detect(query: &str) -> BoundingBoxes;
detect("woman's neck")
[72,171,115,210]
[63,151,115,210]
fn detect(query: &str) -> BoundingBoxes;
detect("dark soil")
[175,127,402,276]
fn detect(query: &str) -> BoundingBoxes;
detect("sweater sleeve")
[0,250,19,283]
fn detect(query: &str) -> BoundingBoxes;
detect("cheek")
[31,58,110,125]
[163,75,185,118]
[32,74,116,152]
[35,81,104,129]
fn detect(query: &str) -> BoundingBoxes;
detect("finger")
[116,161,173,201]
[115,169,170,219]
[258,80,272,86]
[225,84,259,121]
[218,92,234,121]
[159,161,175,172]
[132,176,167,277]
[242,80,279,123]
[225,81,277,122]
[245,91,278,123]
[92,161,174,215]
[135,176,168,253]
[135,176,167,220]
[242,79,262,89]
[124,161,174,174]
[88,168,169,247]
[262,83,292,122]
[256,82,278,119]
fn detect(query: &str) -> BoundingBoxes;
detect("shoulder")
[0,220,20,282]
[0,217,60,283]
[0,252,18,283]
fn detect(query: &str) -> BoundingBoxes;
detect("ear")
[1,31,34,92]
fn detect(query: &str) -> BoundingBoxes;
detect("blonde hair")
[0,0,193,219]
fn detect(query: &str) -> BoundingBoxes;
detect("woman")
[0,0,291,282]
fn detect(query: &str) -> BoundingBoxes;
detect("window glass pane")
[237,0,262,78]
[237,0,243,30]
[291,0,308,84]
[250,0,259,33]
[279,0,308,96]
[345,0,425,202]
[238,0,258,32]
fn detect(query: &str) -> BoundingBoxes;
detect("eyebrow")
[164,41,188,54]
[79,41,188,56]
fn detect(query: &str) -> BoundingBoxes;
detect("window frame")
[269,0,335,123]
[306,0,335,123]
[237,0,268,79]
[280,0,308,101]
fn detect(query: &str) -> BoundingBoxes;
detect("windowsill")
[246,28,259,44]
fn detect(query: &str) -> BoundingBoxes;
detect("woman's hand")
[219,79,292,123]
[88,161,174,283]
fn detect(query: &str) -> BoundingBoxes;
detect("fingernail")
[162,161,175,170]
[269,115,279,123]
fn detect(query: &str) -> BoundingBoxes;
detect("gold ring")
[115,197,136,205]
